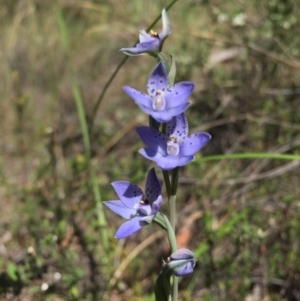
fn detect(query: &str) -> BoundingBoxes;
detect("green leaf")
[154,265,173,301]
[7,263,18,281]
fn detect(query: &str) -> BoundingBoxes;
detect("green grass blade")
[197,153,300,162]
[72,78,109,252]
[72,79,91,157]
[56,6,69,53]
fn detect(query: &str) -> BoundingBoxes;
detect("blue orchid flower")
[104,168,162,239]
[120,8,171,56]
[124,62,194,123]
[168,248,197,276]
[136,113,211,170]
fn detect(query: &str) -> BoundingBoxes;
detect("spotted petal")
[166,113,189,139]
[136,126,167,155]
[147,62,169,97]
[165,82,194,108]
[111,181,143,209]
[145,168,161,204]
[180,132,211,156]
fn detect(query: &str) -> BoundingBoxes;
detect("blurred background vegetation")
[1,0,300,300]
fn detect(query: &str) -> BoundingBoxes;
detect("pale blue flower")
[120,8,171,56]
[168,248,197,276]
[124,62,193,122]
[104,168,162,239]
[137,113,211,170]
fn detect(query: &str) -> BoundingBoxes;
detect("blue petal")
[170,248,195,260]
[180,132,211,156]
[172,261,195,276]
[156,155,194,170]
[136,126,167,155]
[147,63,169,98]
[156,155,180,170]
[151,195,162,214]
[178,155,195,166]
[111,181,143,209]
[139,204,152,216]
[104,201,137,219]
[145,168,162,203]
[166,113,189,139]
[120,40,159,56]
[138,147,164,163]
[149,102,190,123]
[115,216,145,239]
[135,40,160,53]
[138,30,153,42]
[119,47,146,56]
[123,86,152,111]
[165,82,194,108]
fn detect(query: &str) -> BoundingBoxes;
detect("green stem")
[163,170,172,199]
[173,278,178,301]
[153,213,168,230]
[170,168,179,301]
[169,167,179,229]
[171,167,179,195]
[162,213,177,253]
[169,195,177,231]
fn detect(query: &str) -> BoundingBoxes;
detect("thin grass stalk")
[56,6,69,52]
[72,79,109,252]
[197,153,300,162]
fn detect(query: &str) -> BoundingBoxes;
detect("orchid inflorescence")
[104,8,211,300]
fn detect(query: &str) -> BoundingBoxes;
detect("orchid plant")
[104,8,210,301]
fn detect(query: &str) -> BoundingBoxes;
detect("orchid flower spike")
[120,8,171,56]
[167,248,197,276]
[104,168,162,239]
[136,113,211,170]
[124,62,193,122]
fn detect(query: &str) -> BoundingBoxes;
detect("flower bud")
[167,248,196,276]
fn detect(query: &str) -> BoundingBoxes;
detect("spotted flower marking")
[104,168,162,239]
[123,62,194,123]
[136,113,211,170]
